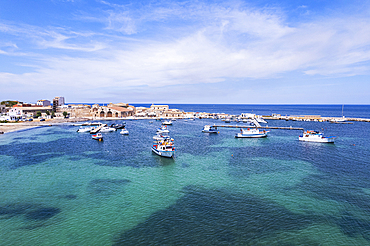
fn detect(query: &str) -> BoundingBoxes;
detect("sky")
[0,0,370,104]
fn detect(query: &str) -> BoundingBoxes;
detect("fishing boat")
[202,125,219,133]
[235,128,269,138]
[299,130,335,143]
[120,129,129,135]
[92,133,103,141]
[152,136,175,158]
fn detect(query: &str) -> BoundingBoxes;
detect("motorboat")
[99,126,117,133]
[202,125,219,133]
[162,120,172,125]
[299,130,335,143]
[77,126,95,133]
[235,128,269,138]
[157,125,169,134]
[152,137,175,158]
[120,129,129,135]
[73,122,103,126]
[92,133,103,141]
[110,122,126,129]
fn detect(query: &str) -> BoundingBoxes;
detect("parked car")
[40,119,45,121]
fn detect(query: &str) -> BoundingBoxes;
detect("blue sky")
[0,0,370,104]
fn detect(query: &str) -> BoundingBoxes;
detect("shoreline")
[0,118,90,134]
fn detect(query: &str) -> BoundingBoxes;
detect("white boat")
[235,128,269,138]
[92,133,103,141]
[162,120,172,125]
[299,130,335,143]
[157,125,169,134]
[256,117,267,124]
[77,126,95,133]
[120,129,129,135]
[202,125,219,133]
[99,126,117,133]
[152,137,175,158]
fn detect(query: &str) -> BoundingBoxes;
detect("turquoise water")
[1,106,370,245]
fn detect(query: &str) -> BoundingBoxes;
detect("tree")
[46,111,50,116]
[51,111,55,118]
[63,111,68,118]
[1,100,18,107]
[36,111,42,118]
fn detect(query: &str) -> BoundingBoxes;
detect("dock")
[90,124,105,134]
[211,125,304,131]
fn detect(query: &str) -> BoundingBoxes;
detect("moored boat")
[157,125,169,134]
[202,125,219,133]
[99,126,117,133]
[120,129,129,135]
[162,120,172,125]
[299,130,335,143]
[92,133,103,141]
[77,126,95,133]
[110,122,126,129]
[152,137,175,158]
[235,128,269,138]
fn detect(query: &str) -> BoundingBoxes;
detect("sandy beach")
[0,118,91,134]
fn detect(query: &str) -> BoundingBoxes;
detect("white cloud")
[1,1,370,102]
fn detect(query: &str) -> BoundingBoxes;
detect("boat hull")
[299,136,335,143]
[151,147,174,158]
[202,130,218,133]
[235,133,268,138]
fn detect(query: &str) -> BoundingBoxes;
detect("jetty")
[210,119,304,131]
[90,124,105,134]
[210,125,304,131]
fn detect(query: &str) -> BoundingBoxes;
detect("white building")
[53,97,65,106]
[8,108,24,120]
[37,99,51,106]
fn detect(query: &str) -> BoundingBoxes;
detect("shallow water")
[1,105,370,245]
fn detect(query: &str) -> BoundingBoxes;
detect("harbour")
[1,104,370,245]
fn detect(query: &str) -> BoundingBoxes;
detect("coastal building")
[91,103,135,118]
[9,106,52,118]
[150,105,169,111]
[53,97,65,112]
[37,100,51,106]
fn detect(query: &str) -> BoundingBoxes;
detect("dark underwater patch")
[114,186,319,246]
[87,179,131,196]
[0,203,35,218]
[336,212,370,241]
[25,207,61,221]
[63,194,77,200]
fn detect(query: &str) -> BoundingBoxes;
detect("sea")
[0,104,370,246]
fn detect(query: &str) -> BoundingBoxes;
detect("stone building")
[90,103,135,118]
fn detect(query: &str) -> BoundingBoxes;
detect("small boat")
[152,137,175,158]
[92,133,103,141]
[202,125,219,133]
[77,126,95,133]
[157,125,169,134]
[110,122,126,129]
[299,130,335,143]
[162,120,172,125]
[99,126,117,133]
[120,129,129,135]
[235,128,269,138]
